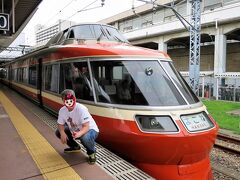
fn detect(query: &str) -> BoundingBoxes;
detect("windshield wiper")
[97,28,106,42]
[113,35,125,43]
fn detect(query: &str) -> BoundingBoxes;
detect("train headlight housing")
[135,115,178,133]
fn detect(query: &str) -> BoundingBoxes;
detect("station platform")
[0,85,153,180]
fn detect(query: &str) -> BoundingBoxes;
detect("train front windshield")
[90,60,199,106]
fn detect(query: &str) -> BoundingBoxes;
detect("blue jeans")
[55,125,98,155]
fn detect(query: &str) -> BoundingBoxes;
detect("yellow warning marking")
[0,91,82,180]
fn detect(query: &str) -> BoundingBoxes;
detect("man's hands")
[72,122,90,139]
[58,124,68,144]
[58,122,90,142]
[60,131,68,144]
[72,131,80,139]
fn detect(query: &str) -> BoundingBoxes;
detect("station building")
[100,0,240,101]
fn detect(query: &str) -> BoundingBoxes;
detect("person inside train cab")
[55,89,99,164]
[118,78,131,104]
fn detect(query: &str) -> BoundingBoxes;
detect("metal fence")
[183,75,240,102]
[218,86,240,101]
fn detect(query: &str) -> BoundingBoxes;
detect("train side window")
[44,64,59,93]
[161,61,199,104]
[60,63,73,92]
[17,68,23,82]
[8,67,11,80]
[69,29,75,38]
[60,62,93,101]
[90,60,186,106]
[12,69,17,81]
[93,25,108,41]
[11,69,14,81]
[102,25,127,42]
[23,67,28,84]
[5,67,9,80]
[58,29,69,44]
[90,61,118,103]
[29,66,37,86]
[16,68,20,82]
[0,68,7,79]
[70,25,95,39]
[45,31,63,46]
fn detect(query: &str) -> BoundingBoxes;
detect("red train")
[0,23,218,179]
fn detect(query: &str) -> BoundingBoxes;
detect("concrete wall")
[226,43,240,72]
[168,45,214,71]
[168,42,240,73]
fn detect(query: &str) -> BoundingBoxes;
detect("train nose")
[176,115,218,165]
[177,135,216,165]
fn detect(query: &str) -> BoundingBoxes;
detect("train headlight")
[135,115,178,133]
[149,118,162,128]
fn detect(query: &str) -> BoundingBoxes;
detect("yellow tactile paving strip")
[0,91,82,180]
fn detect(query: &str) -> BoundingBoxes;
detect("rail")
[211,133,240,179]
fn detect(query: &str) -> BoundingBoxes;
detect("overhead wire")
[132,0,154,25]
[42,0,105,27]
[65,0,100,20]
[43,0,76,26]
[137,0,197,31]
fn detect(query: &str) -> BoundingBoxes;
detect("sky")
[22,0,145,45]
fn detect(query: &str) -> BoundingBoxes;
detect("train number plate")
[181,112,213,132]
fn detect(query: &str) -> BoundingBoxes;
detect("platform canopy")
[0,0,42,48]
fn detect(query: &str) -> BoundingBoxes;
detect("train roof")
[43,23,170,60]
[45,23,129,47]
[0,24,171,66]
[0,42,170,67]
[48,42,171,60]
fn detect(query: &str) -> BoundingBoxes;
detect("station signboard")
[0,13,9,31]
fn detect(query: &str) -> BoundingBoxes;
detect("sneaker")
[88,153,96,164]
[64,146,81,153]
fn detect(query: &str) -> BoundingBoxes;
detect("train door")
[37,58,43,106]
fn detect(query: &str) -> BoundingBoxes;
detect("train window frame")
[89,59,187,106]
[56,24,128,44]
[159,61,199,104]
[29,65,37,86]
[0,68,7,79]
[16,67,28,84]
[17,68,23,82]
[59,60,94,102]
[68,25,96,40]
[43,63,60,94]
[23,67,28,84]
[8,66,11,81]
[46,31,64,46]
[101,25,128,43]
[58,28,70,44]
[12,68,17,82]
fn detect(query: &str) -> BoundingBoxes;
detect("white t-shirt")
[57,103,99,132]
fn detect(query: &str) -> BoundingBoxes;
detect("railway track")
[214,133,240,155]
[211,133,240,179]
[217,133,240,145]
